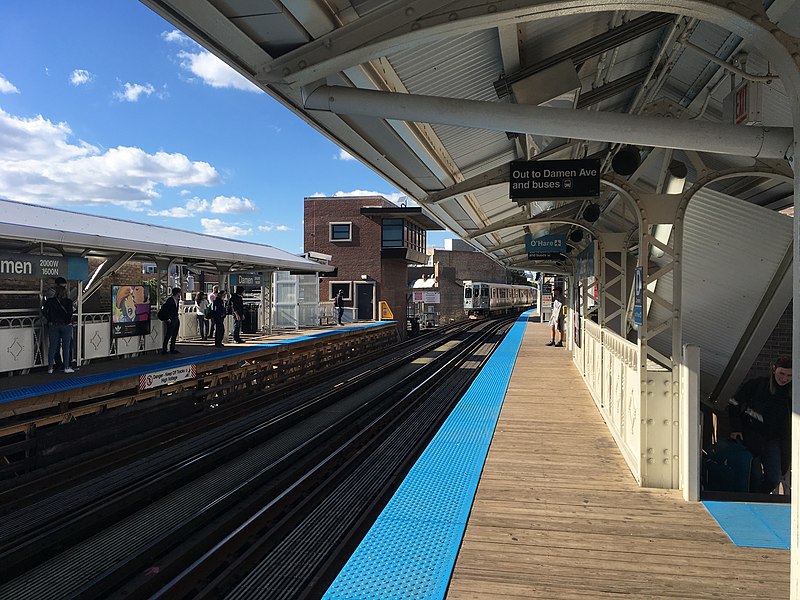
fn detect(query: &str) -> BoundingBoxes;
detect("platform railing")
[0,313,47,373]
[580,319,642,483]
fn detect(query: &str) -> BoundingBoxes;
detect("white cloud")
[179,189,192,196]
[70,69,93,86]
[336,149,355,161]
[149,197,209,218]
[311,190,410,205]
[0,107,220,209]
[114,82,156,102]
[0,74,19,94]
[210,195,256,214]
[201,218,252,238]
[258,223,291,232]
[161,30,188,44]
[163,30,258,93]
[149,194,256,218]
[177,50,259,92]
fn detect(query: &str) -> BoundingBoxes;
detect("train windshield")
[481,287,489,297]
[464,287,473,299]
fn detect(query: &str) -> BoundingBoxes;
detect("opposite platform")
[0,322,388,405]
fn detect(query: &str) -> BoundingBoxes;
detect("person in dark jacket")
[159,287,182,355]
[729,354,792,493]
[212,290,227,347]
[230,286,245,343]
[43,277,75,374]
[334,289,345,325]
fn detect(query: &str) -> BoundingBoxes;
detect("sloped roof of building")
[0,198,332,273]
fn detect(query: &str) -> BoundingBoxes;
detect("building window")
[330,281,352,300]
[330,222,352,242]
[382,218,404,247]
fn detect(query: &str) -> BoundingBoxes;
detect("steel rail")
[0,321,474,580]
[137,318,513,599]
[0,319,498,598]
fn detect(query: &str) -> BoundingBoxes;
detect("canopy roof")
[140,0,796,270]
[0,198,332,274]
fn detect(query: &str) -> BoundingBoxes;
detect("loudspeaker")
[569,229,584,243]
[612,146,640,176]
[582,203,601,222]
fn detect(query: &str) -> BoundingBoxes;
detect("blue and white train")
[464,281,535,317]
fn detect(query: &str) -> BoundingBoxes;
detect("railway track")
[0,317,515,599]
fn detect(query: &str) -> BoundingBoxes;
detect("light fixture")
[360,274,368,280]
[665,160,687,195]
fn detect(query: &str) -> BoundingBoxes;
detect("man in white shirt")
[547,286,566,347]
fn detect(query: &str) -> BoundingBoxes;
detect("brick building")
[304,195,443,329]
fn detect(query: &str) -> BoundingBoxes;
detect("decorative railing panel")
[576,320,642,483]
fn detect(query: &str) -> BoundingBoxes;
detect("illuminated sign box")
[510,159,601,200]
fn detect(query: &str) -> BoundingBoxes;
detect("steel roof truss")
[497,12,675,98]
[258,0,454,84]
[645,288,674,313]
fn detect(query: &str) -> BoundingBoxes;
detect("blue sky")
[0,1,449,253]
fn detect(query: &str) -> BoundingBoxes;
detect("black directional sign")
[510,159,601,199]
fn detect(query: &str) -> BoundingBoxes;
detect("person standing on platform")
[208,285,219,339]
[212,290,227,347]
[547,286,566,347]
[729,354,792,493]
[159,287,182,355]
[43,276,74,374]
[334,289,345,325]
[230,286,245,343]
[194,291,209,340]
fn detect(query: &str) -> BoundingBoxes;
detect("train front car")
[464,281,489,318]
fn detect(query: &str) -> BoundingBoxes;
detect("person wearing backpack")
[194,291,209,340]
[211,289,227,348]
[158,287,182,355]
[729,355,793,493]
[42,277,75,374]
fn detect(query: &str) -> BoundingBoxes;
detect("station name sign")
[230,273,263,287]
[510,159,601,200]
[525,234,566,261]
[0,253,89,280]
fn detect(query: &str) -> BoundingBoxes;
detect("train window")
[464,287,473,299]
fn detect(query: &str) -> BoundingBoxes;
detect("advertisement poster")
[112,285,152,338]
[573,284,582,348]
[633,267,643,326]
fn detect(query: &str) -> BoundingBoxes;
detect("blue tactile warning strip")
[0,322,388,405]
[703,501,790,549]
[322,311,531,600]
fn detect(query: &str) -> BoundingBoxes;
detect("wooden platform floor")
[446,320,790,599]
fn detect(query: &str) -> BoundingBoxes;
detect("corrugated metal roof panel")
[647,188,793,394]
[387,30,514,182]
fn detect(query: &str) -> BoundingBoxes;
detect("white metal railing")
[0,313,47,373]
[578,320,642,483]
